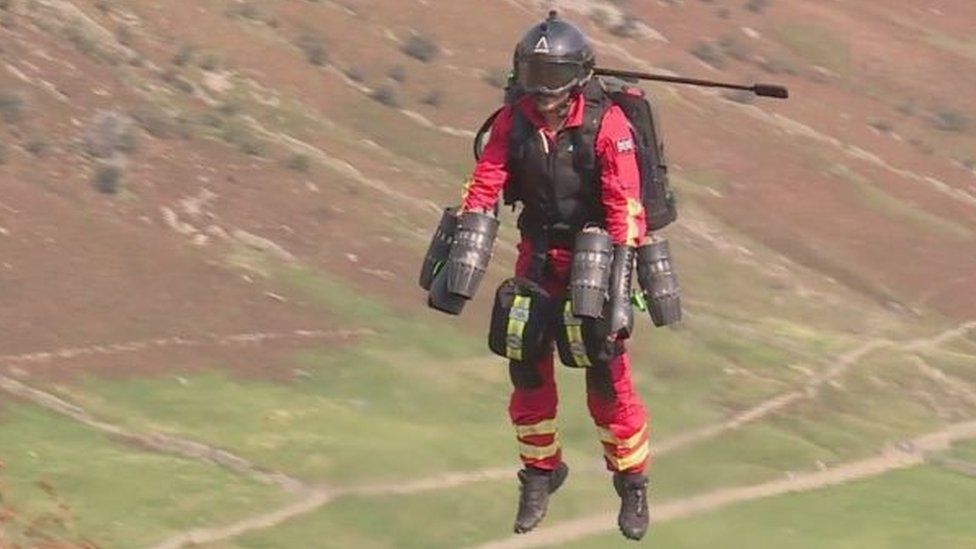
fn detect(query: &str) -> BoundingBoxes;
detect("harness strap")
[527,229,549,283]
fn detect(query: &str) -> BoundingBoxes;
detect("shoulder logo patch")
[534,36,550,54]
[616,137,636,153]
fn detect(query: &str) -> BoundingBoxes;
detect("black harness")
[504,80,612,280]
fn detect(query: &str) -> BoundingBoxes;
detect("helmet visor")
[517,58,584,96]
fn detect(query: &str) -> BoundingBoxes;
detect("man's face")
[533,91,571,116]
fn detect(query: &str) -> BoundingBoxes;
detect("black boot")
[613,472,649,541]
[513,463,569,534]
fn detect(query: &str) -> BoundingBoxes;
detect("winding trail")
[150,468,518,549]
[656,321,976,455]
[0,328,374,367]
[0,375,309,494]
[654,338,889,455]
[145,321,975,547]
[5,321,972,548]
[472,420,976,549]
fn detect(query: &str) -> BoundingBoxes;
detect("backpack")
[473,76,677,232]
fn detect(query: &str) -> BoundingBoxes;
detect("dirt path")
[473,420,976,549]
[149,467,518,549]
[0,375,310,494]
[0,328,374,369]
[656,322,975,456]
[144,321,975,547]
[655,338,889,455]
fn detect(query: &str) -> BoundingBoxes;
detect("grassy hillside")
[1,0,975,547]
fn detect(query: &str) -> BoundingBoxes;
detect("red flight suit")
[462,92,651,474]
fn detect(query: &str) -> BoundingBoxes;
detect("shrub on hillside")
[401,34,439,63]
[93,161,123,194]
[609,14,642,38]
[388,65,407,83]
[344,66,365,83]
[116,24,134,47]
[718,35,750,61]
[220,121,266,157]
[26,136,48,157]
[690,41,725,68]
[421,90,443,108]
[589,7,611,27]
[370,86,399,108]
[172,43,195,66]
[296,32,329,66]
[931,109,969,133]
[0,142,7,165]
[868,119,893,134]
[756,55,799,75]
[198,51,222,71]
[84,110,138,159]
[131,104,177,139]
[225,2,263,21]
[286,153,311,172]
[0,89,27,123]
[744,0,770,13]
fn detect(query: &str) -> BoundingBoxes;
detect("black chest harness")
[504,80,610,249]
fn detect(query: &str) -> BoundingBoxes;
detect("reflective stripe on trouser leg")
[598,423,650,472]
[516,418,560,467]
[509,351,560,471]
[586,351,650,473]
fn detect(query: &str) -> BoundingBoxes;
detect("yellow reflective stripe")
[605,440,650,471]
[460,178,474,203]
[598,424,648,450]
[626,198,644,246]
[516,419,557,438]
[563,301,592,367]
[520,438,561,460]
[506,295,532,361]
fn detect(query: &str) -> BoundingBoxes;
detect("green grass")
[917,347,976,386]
[339,94,471,180]
[0,404,289,548]
[564,465,976,548]
[768,350,972,461]
[773,23,850,74]
[830,164,974,241]
[651,422,838,499]
[216,468,619,549]
[59,355,514,484]
[201,417,845,548]
[947,439,976,463]
[276,263,485,360]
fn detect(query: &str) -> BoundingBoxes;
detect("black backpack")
[474,76,677,231]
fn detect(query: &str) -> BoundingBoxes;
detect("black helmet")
[514,11,595,97]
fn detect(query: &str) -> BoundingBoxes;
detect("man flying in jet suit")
[460,14,651,541]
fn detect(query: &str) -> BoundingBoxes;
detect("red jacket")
[462,93,646,247]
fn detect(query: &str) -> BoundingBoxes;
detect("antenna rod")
[594,67,789,99]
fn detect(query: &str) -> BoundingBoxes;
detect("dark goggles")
[517,58,586,96]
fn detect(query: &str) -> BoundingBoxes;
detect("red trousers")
[509,238,650,474]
